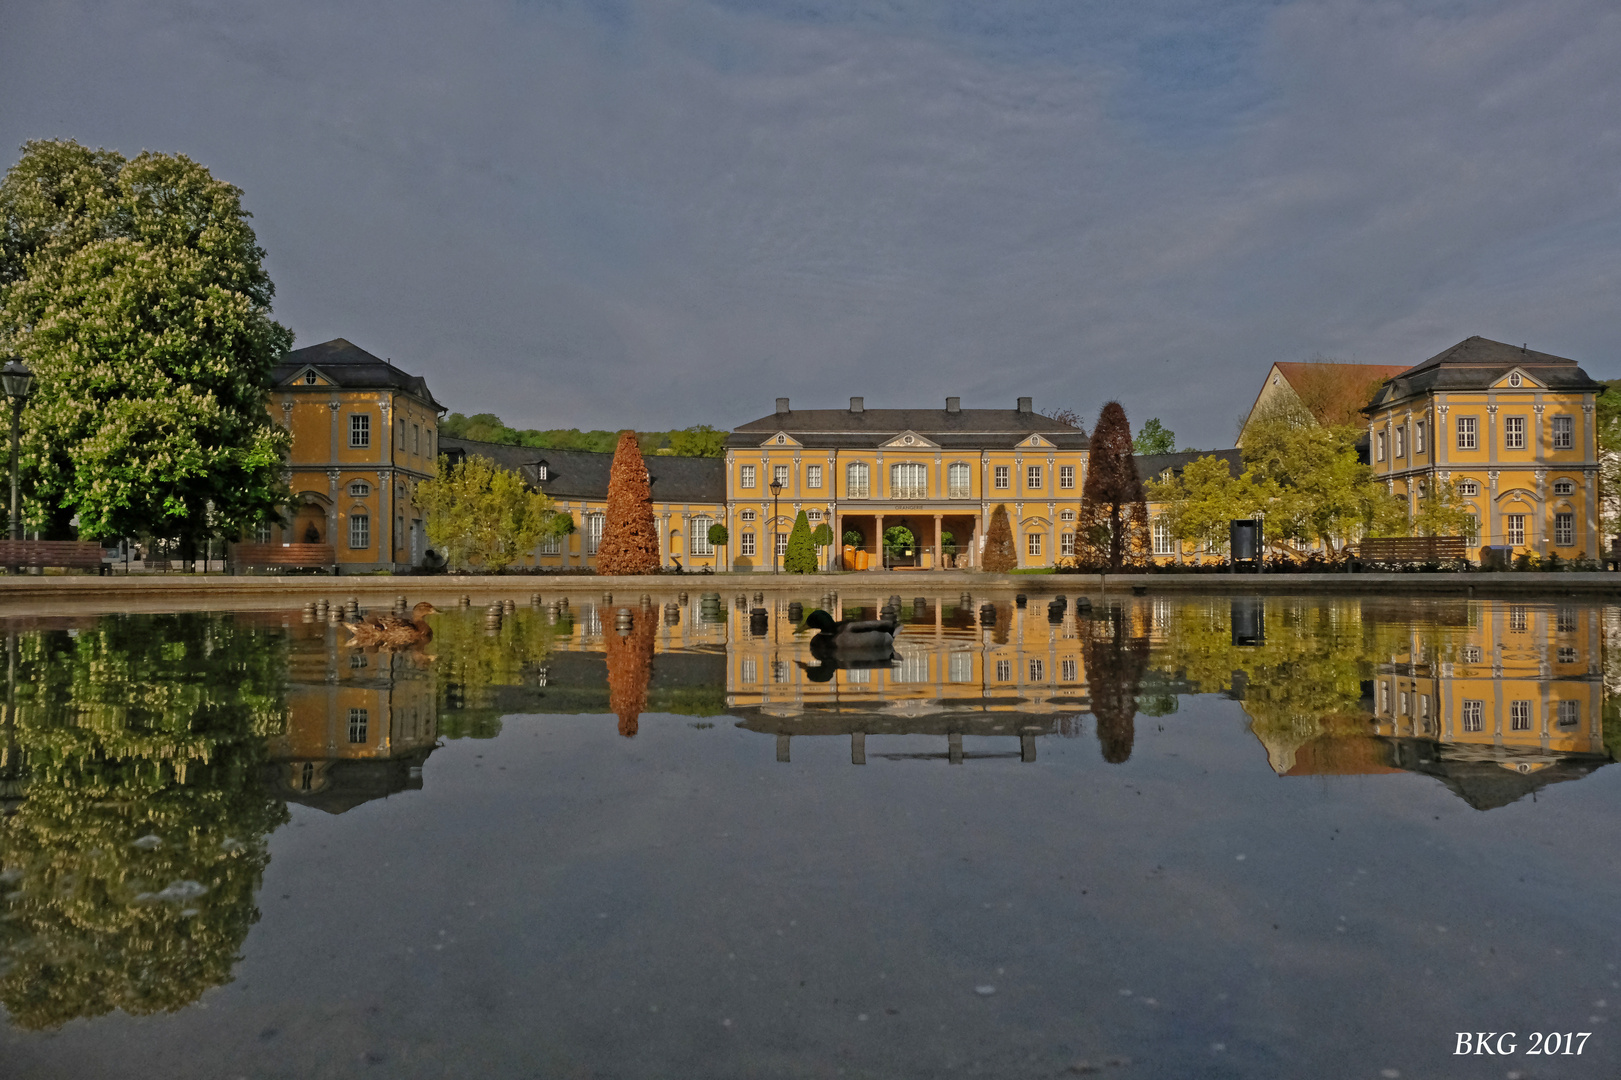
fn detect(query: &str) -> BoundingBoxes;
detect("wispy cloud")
[2,0,1617,444]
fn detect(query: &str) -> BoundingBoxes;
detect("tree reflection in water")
[1083,604,1150,763]
[0,615,288,1030]
[431,608,557,740]
[604,607,657,737]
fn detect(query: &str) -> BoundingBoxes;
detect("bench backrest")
[0,540,105,568]
[231,542,337,567]
[1358,536,1469,562]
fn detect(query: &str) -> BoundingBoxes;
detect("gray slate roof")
[440,436,725,505]
[730,406,1087,450]
[1135,449,1244,483]
[273,338,444,410]
[1368,336,1604,411]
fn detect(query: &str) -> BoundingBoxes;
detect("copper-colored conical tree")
[982,503,1017,572]
[1083,603,1149,764]
[596,431,661,575]
[604,607,657,737]
[1078,401,1149,571]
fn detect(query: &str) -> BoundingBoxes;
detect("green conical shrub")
[784,510,818,573]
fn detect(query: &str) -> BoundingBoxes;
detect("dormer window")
[349,481,371,497]
[303,371,318,385]
[537,462,549,481]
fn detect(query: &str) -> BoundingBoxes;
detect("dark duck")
[802,608,899,661]
[344,601,439,649]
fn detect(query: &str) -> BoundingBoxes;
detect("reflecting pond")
[2,591,1619,1078]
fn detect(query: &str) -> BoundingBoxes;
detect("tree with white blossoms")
[0,139,291,552]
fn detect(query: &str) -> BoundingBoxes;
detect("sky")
[3,0,1619,447]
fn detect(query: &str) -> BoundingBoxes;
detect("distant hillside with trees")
[439,413,727,457]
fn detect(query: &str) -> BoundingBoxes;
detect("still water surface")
[1,591,1619,1078]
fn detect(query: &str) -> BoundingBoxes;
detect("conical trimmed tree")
[595,431,661,575]
[1078,401,1149,571]
[784,510,817,573]
[982,503,1017,572]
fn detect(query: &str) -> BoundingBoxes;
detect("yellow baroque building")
[1365,336,1605,560]
[269,339,443,572]
[725,396,1089,570]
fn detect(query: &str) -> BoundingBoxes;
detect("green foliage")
[417,454,563,571]
[1412,479,1475,539]
[784,510,817,573]
[437,414,728,457]
[431,607,556,736]
[883,525,914,556]
[811,522,833,548]
[939,530,956,555]
[707,522,728,547]
[1597,380,1621,538]
[0,140,292,542]
[1149,420,1406,559]
[1132,418,1176,455]
[0,614,289,1029]
[842,529,864,547]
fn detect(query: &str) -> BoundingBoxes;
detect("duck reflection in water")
[604,607,657,737]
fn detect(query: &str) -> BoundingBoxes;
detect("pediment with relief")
[282,365,331,388]
[760,431,803,448]
[1493,368,1543,391]
[881,430,939,449]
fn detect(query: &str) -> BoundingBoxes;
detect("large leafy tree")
[1078,401,1149,570]
[417,453,560,571]
[0,139,291,545]
[1132,418,1176,455]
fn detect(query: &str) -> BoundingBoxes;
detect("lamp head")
[769,478,783,496]
[0,358,33,402]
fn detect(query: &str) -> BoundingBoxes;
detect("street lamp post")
[769,477,783,575]
[1,358,35,575]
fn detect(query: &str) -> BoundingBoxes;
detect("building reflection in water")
[262,617,439,814]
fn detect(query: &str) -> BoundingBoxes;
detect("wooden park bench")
[1357,536,1469,566]
[230,543,338,574]
[0,540,110,574]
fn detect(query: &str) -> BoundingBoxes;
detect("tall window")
[539,531,561,555]
[948,463,971,498]
[1375,432,1386,461]
[397,418,406,449]
[349,513,370,549]
[1415,421,1426,454]
[773,465,790,488]
[741,658,757,684]
[807,465,823,489]
[348,708,369,743]
[1509,700,1531,731]
[1553,415,1574,449]
[948,651,972,683]
[1153,519,1174,555]
[1394,426,1405,457]
[740,465,756,489]
[254,522,273,544]
[740,532,756,556]
[1557,607,1577,633]
[1461,700,1484,732]
[1463,513,1479,546]
[585,512,605,554]
[891,463,927,499]
[995,659,1011,681]
[1059,465,1075,489]
[1027,464,1043,489]
[1558,700,1580,728]
[1027,533,1043,557]
[846,462,870,498]
[350,413,370,448]
[1504,416,1525,449]
[1061,659,1077,682]
[1060,532,1075,556]
[1028,659,1044,681]
[1554,512,1574,547]
[994,465,1010,489]
[690,517,713,556]
[413,424,421,453]
[776,533,788,557]
[1509,605,1528,632]
[1456,416,1477,450]
[1505,514,1525,546]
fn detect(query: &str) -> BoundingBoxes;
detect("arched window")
[349,481,370,497]
[891,463,927,499]
[690,517,714,556]
[847,462,870,499]
[947,462,971,498]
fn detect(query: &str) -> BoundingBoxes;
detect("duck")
[345,601,438,649]
[802,608,899,657]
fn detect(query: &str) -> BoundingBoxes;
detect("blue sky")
[3,0,1618,445]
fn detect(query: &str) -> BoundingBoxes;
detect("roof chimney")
[775,397,790,415]
[1016,396,1032,414]
[946,396,961,413]
[849,396,864,414]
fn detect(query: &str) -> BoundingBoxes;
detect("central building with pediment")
[726,397,1089,571]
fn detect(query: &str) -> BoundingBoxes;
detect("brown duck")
[344,602,438,648]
